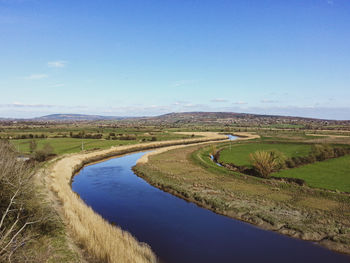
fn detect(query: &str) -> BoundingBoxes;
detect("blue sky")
[0,0,349,119]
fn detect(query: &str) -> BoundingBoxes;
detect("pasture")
[274,155,350,193]
[218,142,312,166]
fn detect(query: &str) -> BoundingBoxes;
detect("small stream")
[72,137,350,263]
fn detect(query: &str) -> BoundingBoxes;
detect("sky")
[0,0,349,120]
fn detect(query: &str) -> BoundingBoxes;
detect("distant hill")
[154,112,323,120]
[129,112,350,126]
[34,114,124,121]
[136,111,321,122]
[1,112,349,126]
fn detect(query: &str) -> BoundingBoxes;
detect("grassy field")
[218,141,350,192]
[134,143,350,254]
[218,142,312,166]
[11,132,196,155]
[274,155,350,192]
[13,138,136,154]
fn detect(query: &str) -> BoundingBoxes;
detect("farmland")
[1,117,350,261]
[217,141,350,192]
[274,155,350,192]
[134,141,350,254]
[5,130,196,155]
[218,142,312,166]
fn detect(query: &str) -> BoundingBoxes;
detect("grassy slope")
[219,142,312,166]
[274,155,350,193]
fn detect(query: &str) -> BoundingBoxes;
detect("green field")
[11,132,195,155]
[274,155,350,193]
[12,138,135,155]
[218,142,312,166]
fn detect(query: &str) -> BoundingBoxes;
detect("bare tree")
[0,141,43,262]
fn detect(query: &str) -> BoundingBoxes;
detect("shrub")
[249,150,286,178]
[119,134,137,140]
[285,158,296,168]
[33,143,55,162]
[311,144,335,161]
[29,140,37,153]
[269,150,287,170]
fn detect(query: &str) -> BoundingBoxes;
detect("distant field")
[262,124,305,129]
[12,138,135,155]
[11,132,195,155]
[218,143,312,166]
[274,155,350,193]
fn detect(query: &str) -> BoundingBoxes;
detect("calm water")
[72,151,350,263]
[226,134,238,140]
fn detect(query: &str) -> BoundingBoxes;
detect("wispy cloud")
[327,0,334,5]
[211,98,228,103]
[48,60,67,68]
[172,101,188,106]
[0,102,57,108]
[171,80,197,88]
[233,101,247,105]
[0,102,89,110]
[26,74,48,80]
[261,99,278,104]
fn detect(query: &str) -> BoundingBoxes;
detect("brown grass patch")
[296,197,340,211]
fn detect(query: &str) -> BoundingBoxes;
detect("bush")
[269,150,287,170]
[311,144,335,161]
[119,134,137,140]
[33,143,55,162]
[29,140,37,153]
[285,158,296,168]
[249,150,286,178]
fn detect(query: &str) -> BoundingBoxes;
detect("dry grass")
[306,134,350,145]
[133,143,350,254]
[47,132,228,263]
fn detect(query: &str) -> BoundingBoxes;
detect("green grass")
[11,132,198,155]
[134,143,350,252]
[274,155,350,193]
[12,138,137,155]
[218,142,312,166]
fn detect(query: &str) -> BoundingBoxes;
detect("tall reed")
[48,133,227,262]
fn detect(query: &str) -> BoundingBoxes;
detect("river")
[72,139,349,263]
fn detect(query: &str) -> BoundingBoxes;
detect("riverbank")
[45,132,229,262]
[133,142,350,255]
